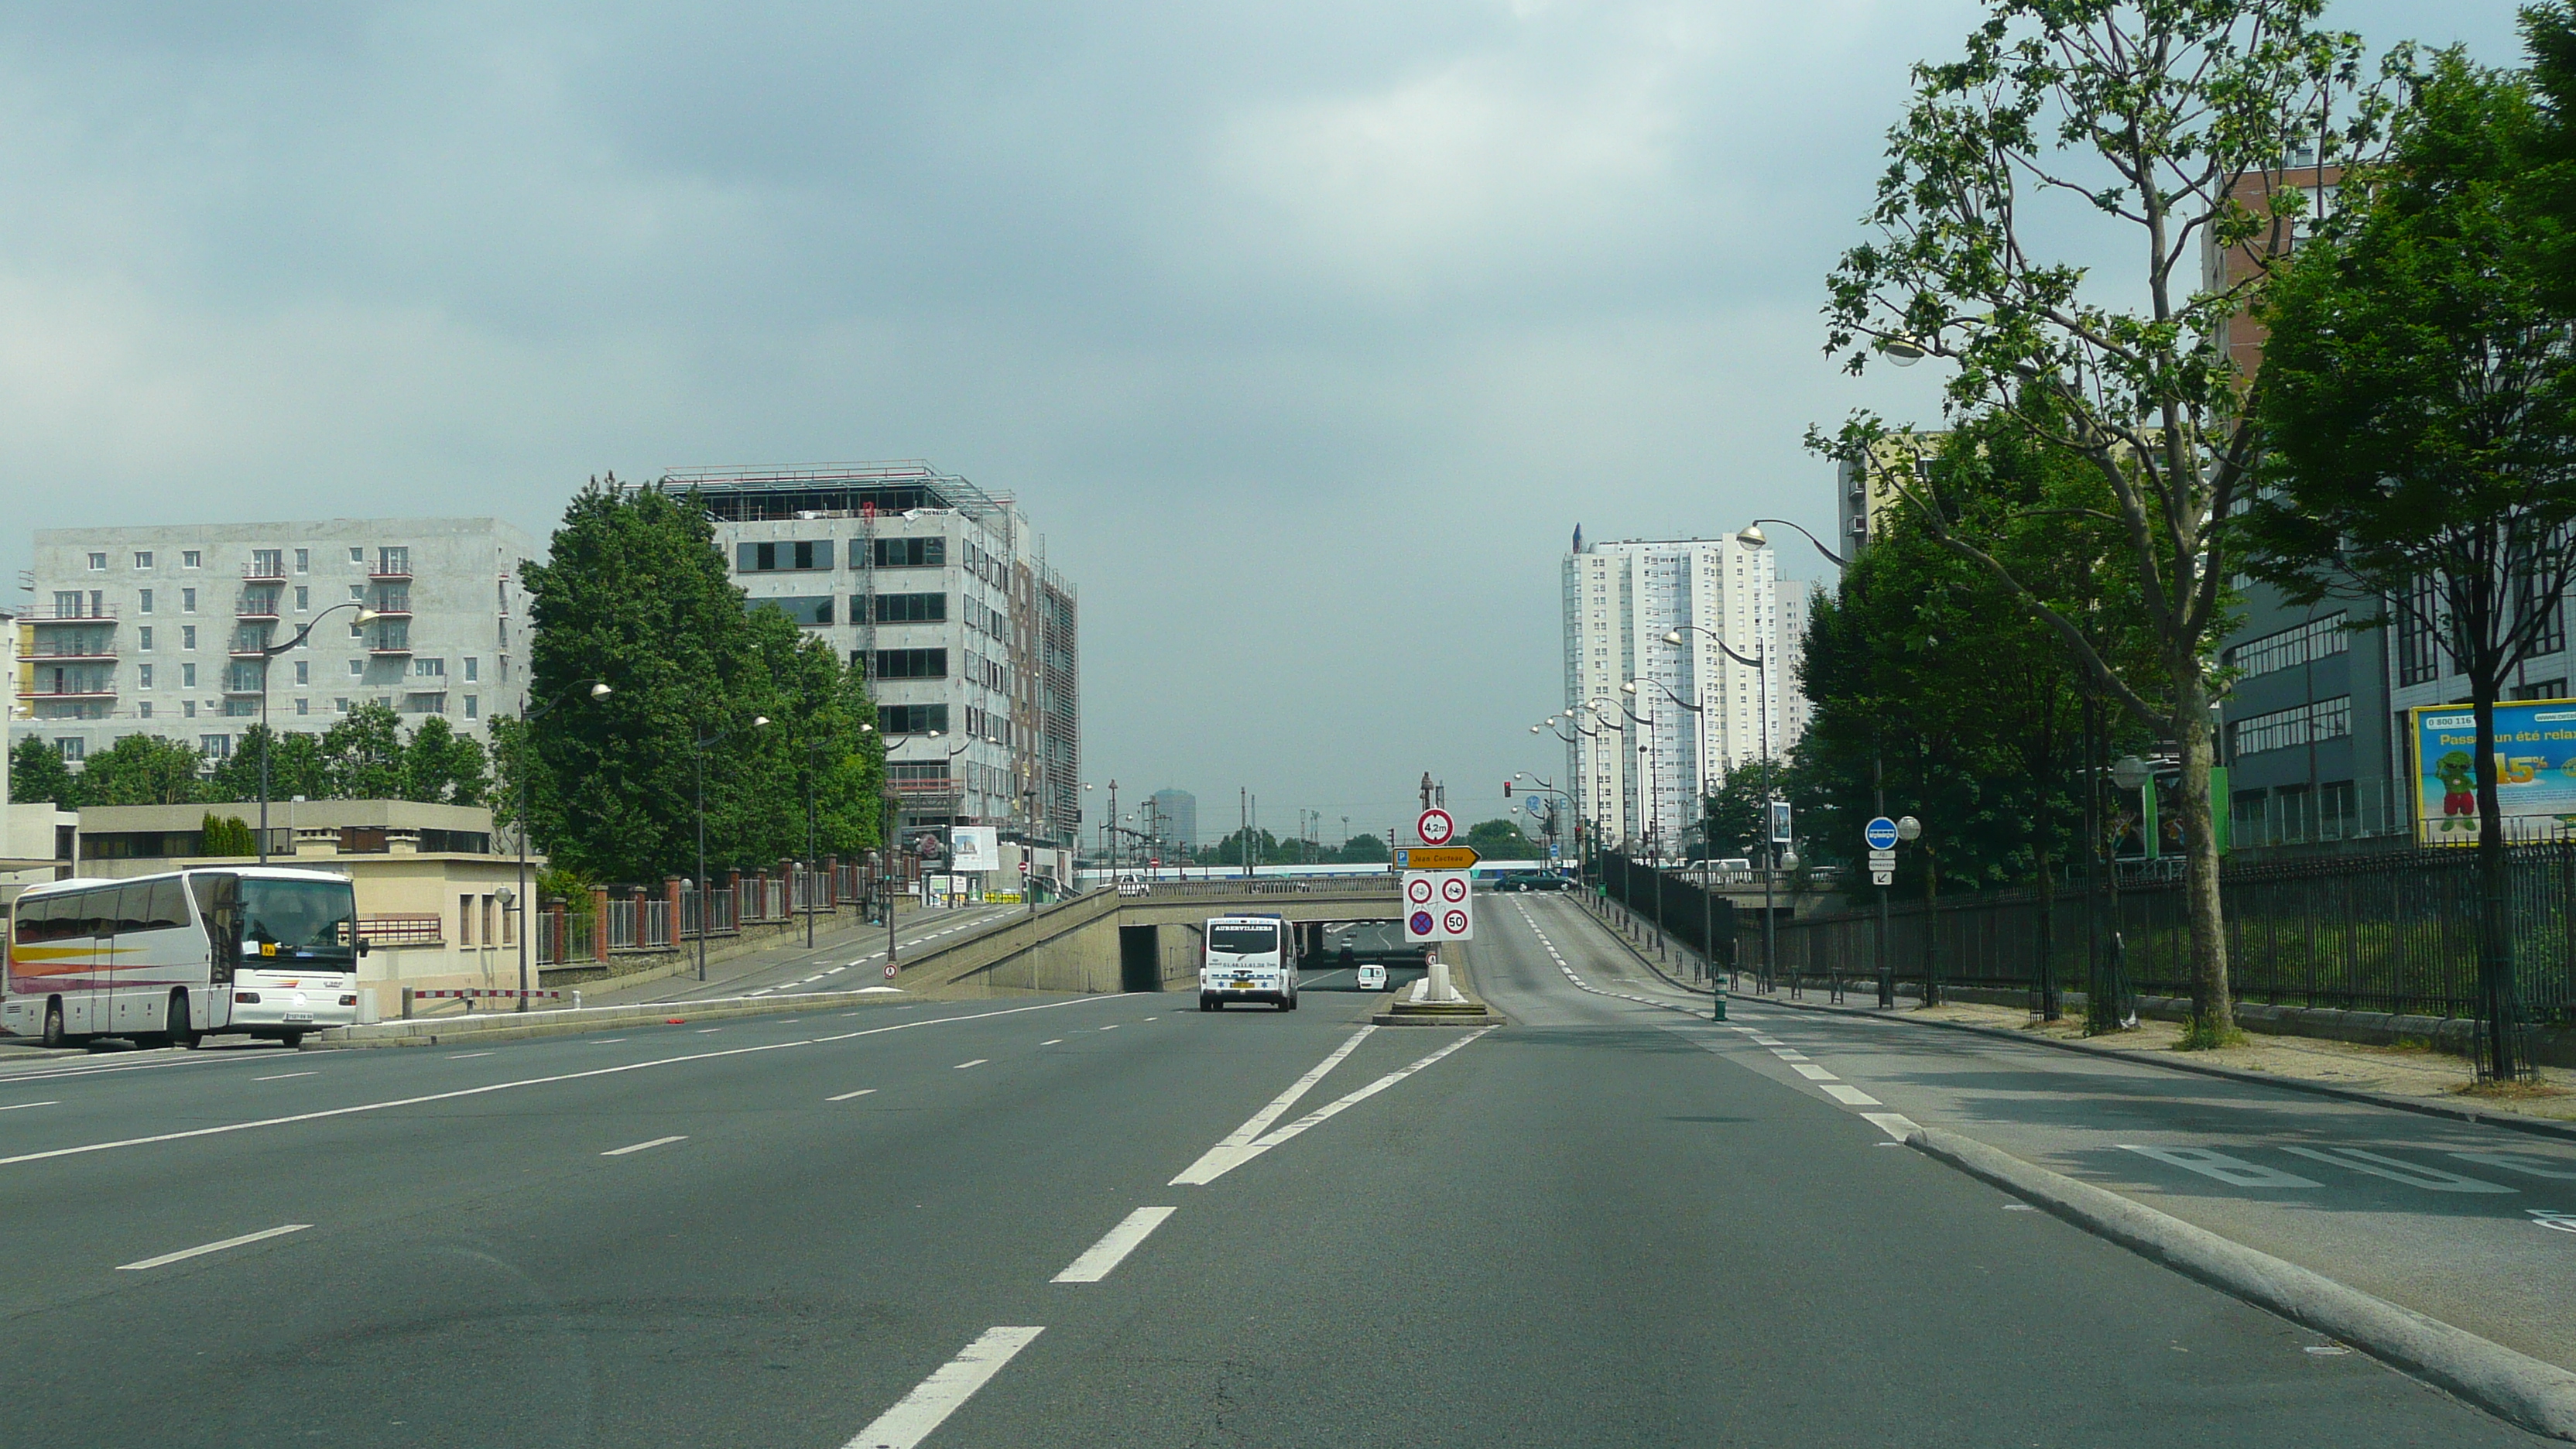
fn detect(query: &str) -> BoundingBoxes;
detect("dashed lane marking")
[829,1088,879,1102]
[841,1325,1045,1449]
[116,1223,311,1271]
[601,1135,687,1156]
[252,1072,316,1082]
[1052,1206,1177,1283]
[954,1059,988,1070]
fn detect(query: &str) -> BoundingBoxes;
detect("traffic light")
[1502,781,1512,797]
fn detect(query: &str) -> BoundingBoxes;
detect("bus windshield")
[239,879,358,965]
[1208,924,1277,957]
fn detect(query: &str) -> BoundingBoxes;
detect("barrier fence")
[533,858,906,966]
[1639,841,2576,1024]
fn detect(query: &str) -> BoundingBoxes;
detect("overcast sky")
[0,2,2528,848]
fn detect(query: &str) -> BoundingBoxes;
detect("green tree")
[402,716,492,805]
[74,734,205,806]
[1816,0,2386,1045]
[207,725,330,804]
[197,812,257,857]
[1463,817,1543,861]
[9,736,74,807]
[2241,51,2576,1080]
[1334,833,1390,865]
[1700,762,1780,862]
[320,703,407,800]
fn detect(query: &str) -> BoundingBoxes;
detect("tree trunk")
[2172,666,2234,1045]
[2472,674,2521,1081]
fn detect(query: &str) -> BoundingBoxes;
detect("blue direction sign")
[1865,816,1900,851]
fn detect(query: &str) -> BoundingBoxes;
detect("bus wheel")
[278,1030,306,1050]
[166,992,198,1050]
[42,1001,66,1050]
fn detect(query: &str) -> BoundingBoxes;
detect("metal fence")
[1764,841,2576,1023]
[1598,851,1738,965]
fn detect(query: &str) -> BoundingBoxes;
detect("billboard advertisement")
[2411,701,2576,844]
[949,826,999,872]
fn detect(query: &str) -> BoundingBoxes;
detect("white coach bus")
[3,867,363,1050]
[1198,913,1300,1012]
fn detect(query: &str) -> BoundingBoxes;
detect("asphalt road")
[587,903,1026,1005]
[0,891,2544,1445]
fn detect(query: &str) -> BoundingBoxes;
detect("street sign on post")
[1768,800,1793,846]
[1865,817,1899,851]
[1416,808,1456,846]
[1393,846,1480,870]
[1403,871,1474,941]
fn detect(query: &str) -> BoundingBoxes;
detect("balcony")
[20,606,115,623]
[370,596,413,617]
[16,686,117,701]
[222,680,267,696]
[242,560,288,581]
[23,644,118,662]
[368,641,415,656]
[369,563,413,581]
[236,598,282,621]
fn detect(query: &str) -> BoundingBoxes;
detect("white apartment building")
[12,518,536,767]
[657,463,1080,849]
[1561,527,1807,858]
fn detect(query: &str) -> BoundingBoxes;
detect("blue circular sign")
[1410,910,1436,936]
[1865,816,1899,851]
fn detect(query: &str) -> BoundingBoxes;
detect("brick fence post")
[591,886,610,962]
[665,875,685,942]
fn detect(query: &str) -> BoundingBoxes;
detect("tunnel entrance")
[1119,925,1160,992]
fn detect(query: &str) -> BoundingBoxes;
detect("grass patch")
[2451,1078,2571,1101]
[2176,1019,2251,1051]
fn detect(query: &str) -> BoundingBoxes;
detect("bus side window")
[190,874,242,983]
[142,879,190,933]
[74,889,115,940]
[115,883,149,937]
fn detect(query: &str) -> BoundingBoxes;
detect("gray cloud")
[0,1,2528,843]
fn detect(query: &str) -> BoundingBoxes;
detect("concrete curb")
[1734,988,2576,1146]
[1909,1125,2576,1440]
[1573,898,1716,997]
[311,990,919,1049]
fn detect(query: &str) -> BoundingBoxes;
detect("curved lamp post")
[512,680,611,1009]
[252,600,379,864]
[1667,622,1779,993]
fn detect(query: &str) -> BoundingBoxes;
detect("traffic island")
[1371,948,1505,1026]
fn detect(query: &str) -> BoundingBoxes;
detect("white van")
[1200,914,1299,1011]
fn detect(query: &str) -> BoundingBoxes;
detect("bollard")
[401,987,413,1019]
[572,989,582,1011]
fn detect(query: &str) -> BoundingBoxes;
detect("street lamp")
[250,600,379,863]
[512,680,610,1009]
[1738,519,1851,570]
[1668,621,1776,995]
[694,713,770,981]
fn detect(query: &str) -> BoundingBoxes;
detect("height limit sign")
[1404,870,1474,942]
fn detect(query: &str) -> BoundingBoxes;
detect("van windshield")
[1208,924,1277,956]
[239,879,358,965]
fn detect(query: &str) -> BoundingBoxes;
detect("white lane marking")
[588,1038,627,1045]
[2451,1150,2576,1180]
[829,1088,879,1102]
[1142,1016,1159,1022]
[601,1135,687,1156]
[1098,1024,1119,1032]
[1052,1206,1177,1283]
[1770,1049,1810,1061]
[1168,1026,1379,1186]
[1858,1112,1921,1142]
[1820,1084,1881,1106]
[1749,1036,1784,1046]
[0,997,1129,1173]
[446,1051,497,1060]
[1791,1064,1837,1081]
[252,1072,317,1082]
[2280,1145,2516,1193]
[695,1028,723,1034]
[842,1325,1046,1449]
[1178,1029,1488,1187]
[0,1101,60,1112]
[2122,1144,2321,1188]
[954,1059,988,1070]
[827,967,848,975]
[1040,1039,1064,1046]
[117,1223,311,1271]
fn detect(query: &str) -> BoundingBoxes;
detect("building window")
[138,664,152,689]
[349,659,364,677]
[350,546,364,564]
[251,549,283,577]
[880,704,950,735]
[294,586,309,611]
[416,658,444,677]
[875,592,948,623]
[137,626,152,651]
[294,660,309,685]
[2397,576,2443,686]
[749,595,835,627]
[181,588,197,614]
[377,546,409,575]
[2225,613,2348,679]
[181,663,197,689]
[2513,679,2569,701]
[872,536,946,568]
[2230,696,2352,757]
[464,695,478,719]
[889,762,951,785]
[86,552,105,571]
[870,648,948,680]
[295,698,310,716]
[183,701,196,718]
[335,697,351,713]
[200,735,232,761]
[57,738,84,762]
[293,548,309,574]
[139,588,155,615]
[132,551,152,570]
[736,540,834,572]
[138,702,152,719]
[464,656,478,682]
[182,625,197,650]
